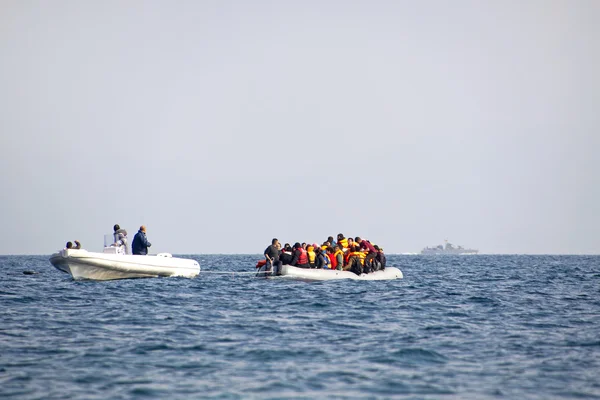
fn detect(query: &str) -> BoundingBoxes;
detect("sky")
[1,0,598,255]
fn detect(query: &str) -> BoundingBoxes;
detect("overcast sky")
[1,0,598,255]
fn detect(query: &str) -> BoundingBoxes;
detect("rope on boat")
[200,270,283,278]
[201,271,265,276]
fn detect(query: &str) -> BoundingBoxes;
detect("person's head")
[348,238,354,245]
[302,242,307,249]
[276,242,281,250]
[326,246,334,254]
[327,236,334,243]
[66,241,73,249]
[337,233,344,240]
[140,225,146,233]
[333,245,340,251]
[114,224,120,232]
[374,245,380,251]
[355,237,362,243]
[284,243,292,251]
[272,238,279,245]
[307,244,314,252]
[294,242,301,249]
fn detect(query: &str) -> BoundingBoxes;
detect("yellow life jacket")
[307,247,316,264]
[338,238,349,249]
[345,251,365,265]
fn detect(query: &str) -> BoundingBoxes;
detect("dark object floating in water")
[23,270,39,275]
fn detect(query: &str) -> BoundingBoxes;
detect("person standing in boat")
[113,224,129,254]
[132,225,152,255]
[264,238,282,276]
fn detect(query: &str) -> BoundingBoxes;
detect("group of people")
[65,240,81,250]
[263,233,387,276]
[111,224,152,255]
[64,224,153,255]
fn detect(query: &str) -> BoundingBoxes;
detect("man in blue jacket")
[132,225,152,255]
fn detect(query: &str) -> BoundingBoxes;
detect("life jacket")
[328,253,338,269]
[322,253,330,268]
[297,248,308,265]
[256,259,267,269]
[345,251,365,265]
[338,238,348,249]
[307,247,316,264]
[333,249,344,267]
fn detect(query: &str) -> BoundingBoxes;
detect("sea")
[1,254,599,399]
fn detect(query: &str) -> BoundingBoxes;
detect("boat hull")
[258,264,403,281]
[49,249,200,281]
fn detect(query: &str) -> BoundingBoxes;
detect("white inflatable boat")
[257,264,403,281]
[49,247,200,281]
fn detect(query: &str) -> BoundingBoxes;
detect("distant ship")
[421,240,478,255]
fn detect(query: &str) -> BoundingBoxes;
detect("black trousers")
[267,260,283,275]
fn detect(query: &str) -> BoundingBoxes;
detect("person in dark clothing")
[132,225,152,255]
[315,247,328,269]
[327,236,337,247]
[279,243,293,265]
[289,242,310,268]
[65,240,81,250]
[264,238,282,275]
[375,245,386,271]
[356,237,377,272]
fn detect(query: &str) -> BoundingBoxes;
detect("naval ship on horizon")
[421,240,478,255]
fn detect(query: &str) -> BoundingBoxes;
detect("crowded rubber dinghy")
[257,234,403,281]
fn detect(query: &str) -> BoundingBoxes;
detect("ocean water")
[1,254,599,399]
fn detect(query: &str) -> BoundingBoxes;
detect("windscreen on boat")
[104,234,114,248]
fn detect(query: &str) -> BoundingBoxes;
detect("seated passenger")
[337,233,349,252]
[375,245,386,270]
[65,240,81,250]
[315,247,329,269]
[331,245,344,271]
[356,237,377,272]
[327,236,337,247]
[279,243,293,265]
[289,242,310,268]
[347,237,355,250]
[343,245,366,274]
[307,244,317,268]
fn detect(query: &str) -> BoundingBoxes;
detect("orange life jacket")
[327,253,337,269]
[297,248,308,265]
